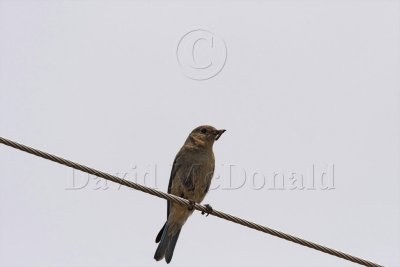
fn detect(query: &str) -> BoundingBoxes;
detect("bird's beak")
[215,129,226,141]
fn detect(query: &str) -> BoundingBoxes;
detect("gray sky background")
[1,1,399,266]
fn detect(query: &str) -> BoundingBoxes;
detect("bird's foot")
[201,204,213,217]
[188,200,195,211]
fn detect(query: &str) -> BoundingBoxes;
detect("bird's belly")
[169,202,192,224]
[195,181,208,202]
[185,172,211,203]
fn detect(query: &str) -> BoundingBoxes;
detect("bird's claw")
[188,200,195,211]
[201,204,213,216]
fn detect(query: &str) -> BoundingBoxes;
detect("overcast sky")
[1,1,399,266]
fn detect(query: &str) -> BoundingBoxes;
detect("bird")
[154,125,226,263]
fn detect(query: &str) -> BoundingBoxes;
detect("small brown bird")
[154,125,226,263]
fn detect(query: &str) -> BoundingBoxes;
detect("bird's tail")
[154,222,182,263]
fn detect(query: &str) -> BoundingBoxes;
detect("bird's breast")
[189,151,215,203]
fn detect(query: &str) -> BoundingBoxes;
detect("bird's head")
[186,125,226,149]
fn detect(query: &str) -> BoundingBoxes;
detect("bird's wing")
[167,152,182,218]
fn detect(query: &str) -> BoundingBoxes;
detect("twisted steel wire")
[0,136,383,267]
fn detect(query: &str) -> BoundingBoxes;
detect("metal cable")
[0,136,383,267]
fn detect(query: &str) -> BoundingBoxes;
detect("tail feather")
[154,223,182,263]
[155,223,166,243]
[154,226,169,261]
[165,229,181,263]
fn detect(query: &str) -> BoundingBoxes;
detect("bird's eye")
[201,128,207,134]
